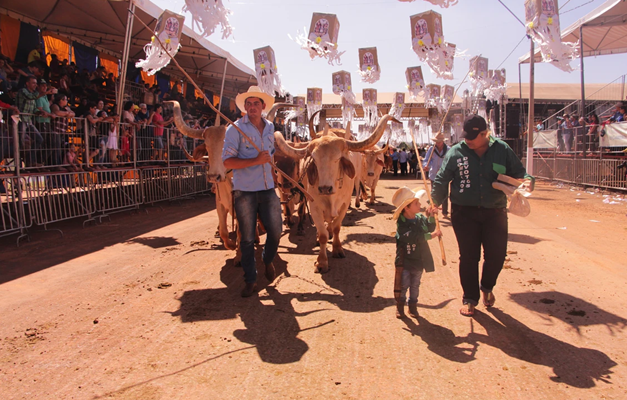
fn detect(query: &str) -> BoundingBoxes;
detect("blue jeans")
[400,269,423,305]
[233,189,282,283]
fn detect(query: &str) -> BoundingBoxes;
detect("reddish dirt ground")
[1,176,626,399]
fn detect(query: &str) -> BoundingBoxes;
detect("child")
[392,186,441,319]
[64,143,83,172]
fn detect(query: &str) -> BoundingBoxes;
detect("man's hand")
[256,150,272,165]
[431,229,442,238]
[426,205,439,216]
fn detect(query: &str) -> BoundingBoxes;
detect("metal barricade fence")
[24,171,97,230]
[0,175,29,242]
[169,165,210,199]
[141,167,172,205]
[527,155,627,191]
[92,169,142,218]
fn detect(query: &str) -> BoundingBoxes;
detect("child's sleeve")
[420,214,437,240]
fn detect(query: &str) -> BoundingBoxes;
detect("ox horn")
[266,102,297,122]
[344,120,352,140]
[375,144,389,155]
[308,109,324,139]
[274,132,308,159]
[166,100,205,140]
[345,115,398,152]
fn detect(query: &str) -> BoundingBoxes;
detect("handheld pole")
[412,139,446,266]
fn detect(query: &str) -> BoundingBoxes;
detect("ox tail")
[167,100,206,140]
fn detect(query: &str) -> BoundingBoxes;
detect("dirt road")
[1,176,626,399]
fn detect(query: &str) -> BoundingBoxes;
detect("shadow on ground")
[509,291,627,334]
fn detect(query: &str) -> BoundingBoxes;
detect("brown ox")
[361,144,388,205]
[274,115,394,273]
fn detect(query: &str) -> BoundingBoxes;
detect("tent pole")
[518,61,523,154]
[580,25,587,158]
[117,0,135,117]
[218,58,228,116]
[526,39,534,176]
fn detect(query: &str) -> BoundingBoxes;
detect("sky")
[152,0,627,97]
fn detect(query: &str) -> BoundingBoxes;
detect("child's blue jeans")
[400,269,423,305]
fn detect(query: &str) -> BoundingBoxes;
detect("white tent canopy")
[519,0,627,63]
[0,0,257,99]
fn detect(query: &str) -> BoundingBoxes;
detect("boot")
[395,301,405,319]
[241,282,257,298]
[408,303,419,318]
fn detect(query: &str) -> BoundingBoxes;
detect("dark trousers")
[400,162,407,175]
[392,160,398,176]
[451,204,508,306]
[233,189,283,283]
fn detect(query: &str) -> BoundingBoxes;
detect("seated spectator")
[27,45,44,64]
[104,73,116,89]
[535,118,544,131]
[600,102,626,137]
[0,58,14,91]
[0,87,17,107]
[64,143,83,172]
[17,61,43,89]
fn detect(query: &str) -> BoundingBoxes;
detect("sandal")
[483,292,496,308]
[459,303,475,317]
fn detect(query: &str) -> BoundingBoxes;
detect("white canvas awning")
[519,0,627,64]
[0,0,256,98]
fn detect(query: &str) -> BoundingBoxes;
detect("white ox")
[361,145,388,205]
[274,115,394,273]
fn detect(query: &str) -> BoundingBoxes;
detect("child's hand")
[431,229,442,238]
[427,205,439,216]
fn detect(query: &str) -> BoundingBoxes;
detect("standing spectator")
[586,113,600,152]
[222,86,282,297]
[561,114,573,152]
[49,54,61,76]
[399,148,408,176]
[83,102,107,168]
[150,104,172,161]
[104,73,116,90]
[431,115,532,317]
[423,132,450,217]
[136,103,151,161]
[143,84,155,111]
[570,114,581,151]
[17,75,49,167]
[408,149,418,175]
[391,148,399,176]
[121,101,138,160]
[50,94,75,167]
[35,79,55,166]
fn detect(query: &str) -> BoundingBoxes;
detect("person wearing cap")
[431,114,530,317]
[392,186,441,319]
[222,86,283,297]
[423,131,450,217]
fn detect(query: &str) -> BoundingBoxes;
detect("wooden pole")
[130,11,314,202]
[412,139,446,266]
[526,39,535,176]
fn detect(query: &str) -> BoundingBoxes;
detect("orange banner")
[99,53,119,78]
[0,14,21,61]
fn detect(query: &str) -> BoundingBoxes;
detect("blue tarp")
[72,41,98,72]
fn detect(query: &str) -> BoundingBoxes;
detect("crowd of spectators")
[0,46,242,172]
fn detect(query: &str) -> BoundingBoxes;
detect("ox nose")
[367,172,375,176]
[207,174,223,183]
[318,186,334,195]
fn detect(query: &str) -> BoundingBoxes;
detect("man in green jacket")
[431,115,530,317]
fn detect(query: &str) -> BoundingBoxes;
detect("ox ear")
[376,159,385,167]
[340,157,356,179]
[307,162,318,185]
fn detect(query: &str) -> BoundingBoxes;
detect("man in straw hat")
[423,131,450,217]
[430,115,532,317]
[223,86,282,297]
[391,186,441,319]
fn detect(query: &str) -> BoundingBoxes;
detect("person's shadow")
[401,303,477,363]
[470,308,616,388]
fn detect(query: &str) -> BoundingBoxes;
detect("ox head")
[275,115,396,195]
[168,100,227,183]
[363,144,388,177]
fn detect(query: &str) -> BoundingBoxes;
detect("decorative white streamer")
[183,0,233,39]
[290,28,345,66]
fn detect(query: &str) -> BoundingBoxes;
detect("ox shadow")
[343,206,376,226]
[343,232,395,245]
[169,254,317,364]
[468,309,616,388]
[508,233,544,245]
[125,236,181,249]
[402,313,477,363]
[509,291,627,335]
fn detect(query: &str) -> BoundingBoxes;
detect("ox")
[361,144,388,205]
[274,115,394,273]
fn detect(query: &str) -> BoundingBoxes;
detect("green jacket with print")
[395,213,436,272]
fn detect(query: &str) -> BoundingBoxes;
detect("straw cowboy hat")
[431,131,447,143]
[235,86,275,114]
[392,186,427,220]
